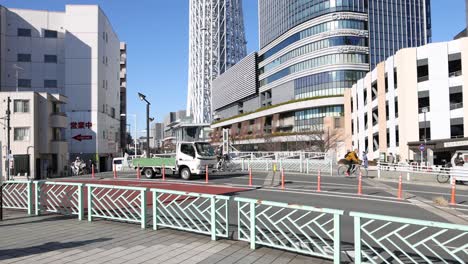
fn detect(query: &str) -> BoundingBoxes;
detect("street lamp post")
[6,97,11,181]
[121,113,137,157]
[138,93,151,158]
[421,107,428,165]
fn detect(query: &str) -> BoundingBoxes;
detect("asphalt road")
[70,169,468,225]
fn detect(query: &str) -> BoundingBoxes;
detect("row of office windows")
[260,0,366,46]
[260,19,367,61]
[18,28,58,38]
[260,53,369,86]
[261,36,368,74]
[17,79,58,89]
[294,105,343,132]
[17,54,58,63]
[295,70,366,99]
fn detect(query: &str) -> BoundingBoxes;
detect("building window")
[17,53,31,62]
[395,126,400,147]
[395,97,399,118]
[386,128,390,147]
[363,88,368,105]
[450,89,463,110]
[451,124,464,138]
[111,107,116,118]
[419,122,431,141]
[53,128,63,141]
[418,91,430,113]
[384,74,388,93]
[371,82,377,101]
[18,79,31,88]
[44,55,57,63]
[44,30,58,38]
[393,68,398,88]
[448,53,462,77]
[261,91,272,107]
[14,100,29,113]
[44,80,58,88]
[14,127,30,141]
[364,136,369,152]
[334,118,341,128]
[373,133,379,152]
[17,28,31,37]
[417,59,429,82]
[385,101,389,121]
[372,107,378,126]
[364,113,368,129]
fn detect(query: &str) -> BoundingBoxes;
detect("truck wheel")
[180,167,191,180]
[143,168,154,179]
[154,168,161,176]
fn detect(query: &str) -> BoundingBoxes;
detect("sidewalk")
[0,210,332,264]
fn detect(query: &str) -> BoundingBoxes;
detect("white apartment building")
[0,92,68,179]
[0,5,122,172]
[345,37,468,165]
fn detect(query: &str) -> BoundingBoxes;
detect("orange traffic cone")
[317,170,321,192]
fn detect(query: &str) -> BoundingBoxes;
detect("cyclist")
[345,149,362,174]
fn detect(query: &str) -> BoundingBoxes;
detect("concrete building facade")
[211,0,431,154]
[345,37,468,165]
[119,42,127,154]
[0,5,122,172]
[0,92,68,179]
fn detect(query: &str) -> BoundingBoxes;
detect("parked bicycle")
[337,163,368,177]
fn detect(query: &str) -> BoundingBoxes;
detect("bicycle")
[436,170,450,183]
[337,163,368,177]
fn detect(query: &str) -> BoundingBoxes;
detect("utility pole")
[6,97,11,181]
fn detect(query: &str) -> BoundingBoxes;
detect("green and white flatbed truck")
[132,141,218,180]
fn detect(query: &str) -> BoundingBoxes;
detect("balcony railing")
[450,102,463,110]
[449,70,462,77]
[417,75,429,82]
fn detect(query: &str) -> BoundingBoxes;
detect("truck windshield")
[195,143,215,157]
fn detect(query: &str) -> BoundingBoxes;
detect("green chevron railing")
[351,211,468,263]
[235,197,344,264]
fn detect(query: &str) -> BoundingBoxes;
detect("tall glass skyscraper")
[187,0,247,124]
[210,0,431,152]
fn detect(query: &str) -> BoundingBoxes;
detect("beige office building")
[345,37,468,165]
[0,92,68,179]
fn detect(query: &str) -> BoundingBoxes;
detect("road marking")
[259,187,411,205]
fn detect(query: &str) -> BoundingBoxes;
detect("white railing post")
[329,158,333,176]
[210,197,216,241]
[266,160,269,171]
[153,191,158,230]
[249,201,256,250]
[377,161,381,179]
[306,159,309,174]
[34,181,41,215]
[141,188,147,229]
[354,216,362,264]
[333,214,341,264]
[87,185,93,222]
[78,184,84,221]
[241,159,245,171]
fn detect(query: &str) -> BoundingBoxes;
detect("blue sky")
[1,0,466,136]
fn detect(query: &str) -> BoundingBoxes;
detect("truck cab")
[177,142,217,180]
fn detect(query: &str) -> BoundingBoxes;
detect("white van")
[112,157,125,171]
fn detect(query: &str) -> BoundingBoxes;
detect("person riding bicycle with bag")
[345,149,361,174]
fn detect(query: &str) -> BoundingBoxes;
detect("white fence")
[230,159,333,175]
[378,162,468,182]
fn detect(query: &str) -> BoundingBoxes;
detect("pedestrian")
[388,153,394,164]
[362,151,368,168]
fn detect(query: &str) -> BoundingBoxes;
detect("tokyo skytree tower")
[187,0,247,123]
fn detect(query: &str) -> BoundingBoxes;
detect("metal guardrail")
[151,188,230,240]
[2,180,33,214]
[35,181,84,220]
[235,197,343,264]
[351,211,468,263]
[87,184,148,229]
[232,158,333,175]
[377,162,468,182]
[231,151,327,160]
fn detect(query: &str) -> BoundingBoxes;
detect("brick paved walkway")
[0,210,332,264]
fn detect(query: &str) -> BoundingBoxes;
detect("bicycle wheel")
[437,171,450,183]
[337,165,347,176]
[357,166,368,177]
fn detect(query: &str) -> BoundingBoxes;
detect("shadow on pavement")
[0,214,75,228]
[0,238,112,261]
